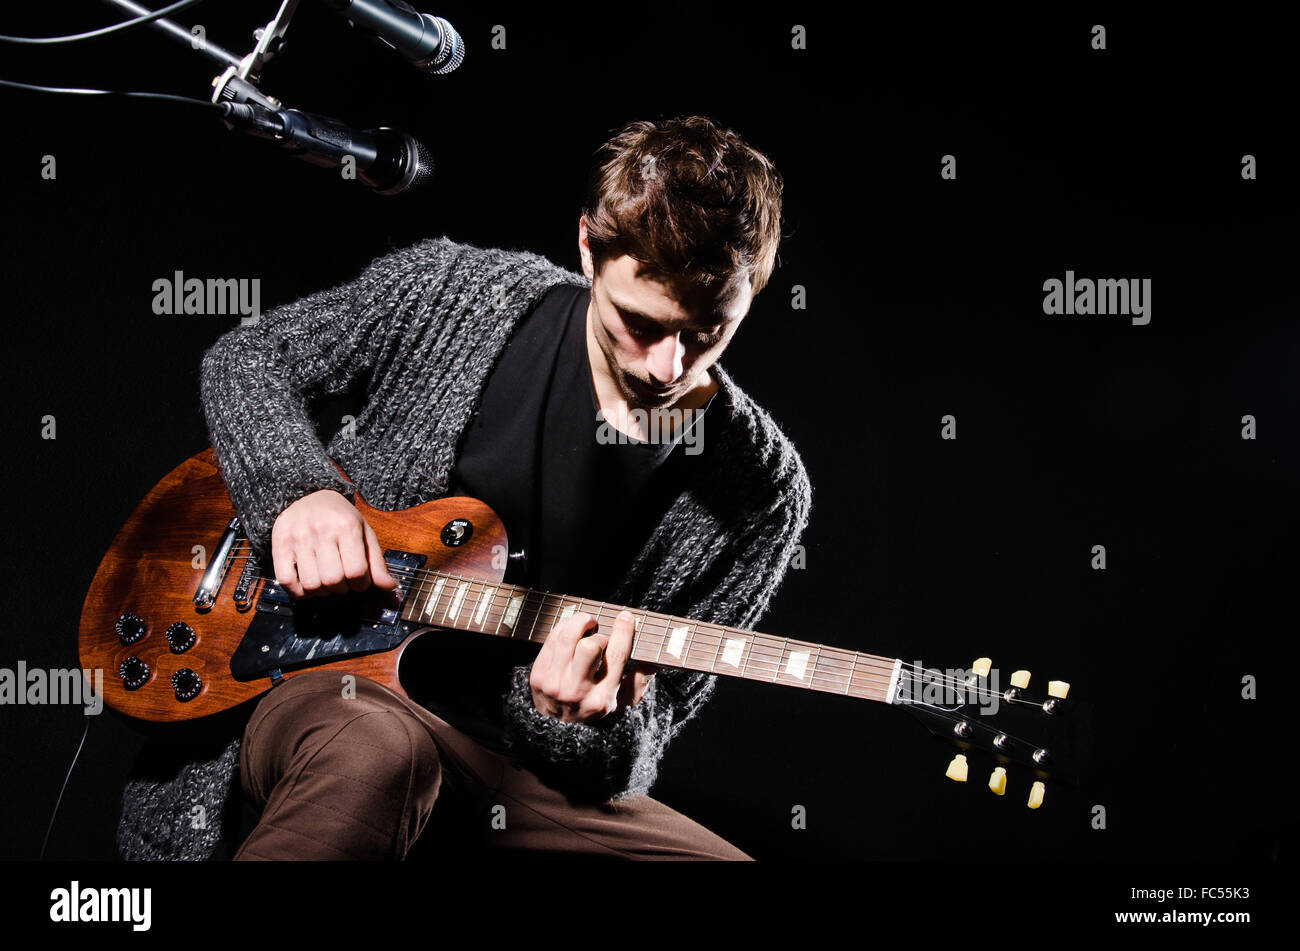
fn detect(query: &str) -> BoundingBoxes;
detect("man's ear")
[577,215,595,281]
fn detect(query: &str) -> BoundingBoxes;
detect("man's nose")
[645,332,686,385]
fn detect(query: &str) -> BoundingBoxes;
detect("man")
[134,115,809,860]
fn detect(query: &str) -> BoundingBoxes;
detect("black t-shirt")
[400,282,713,750]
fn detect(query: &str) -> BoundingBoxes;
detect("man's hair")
[581,115,784,296]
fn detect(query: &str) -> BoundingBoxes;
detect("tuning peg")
[1010,669,1031,689]
[1047,680,1070,699]
[1027,781,1045,809]
[988,767,1007,796]
[972,657,992,677]
[945,754,969,782]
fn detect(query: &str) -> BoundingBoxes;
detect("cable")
[0,78,224,110]
[39,713,92,861]
[0,1,206,44]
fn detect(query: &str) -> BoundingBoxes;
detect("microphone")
[222,102,434,195]
[319,0,465,74]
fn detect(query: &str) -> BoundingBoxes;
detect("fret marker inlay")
[446,582,468,622]
[666,626,689,659]
[473,586,495,626]
[786,650,810,680]
[721,637,746,668]
[502,594,524,630]
[422,578,446,621]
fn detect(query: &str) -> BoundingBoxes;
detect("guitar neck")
[399,569,900,703]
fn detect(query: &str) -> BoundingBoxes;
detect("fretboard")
[399,569,899,703]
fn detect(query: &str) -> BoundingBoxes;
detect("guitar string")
[222,552,915,690]
[214,552,1041,704]
[217,550,1023,700]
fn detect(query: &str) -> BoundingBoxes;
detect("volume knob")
[171,668,202,702]
[115,613,147,646]
[165,622,196,654]
[119,656,150,690]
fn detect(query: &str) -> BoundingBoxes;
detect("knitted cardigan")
[116,235,812,860]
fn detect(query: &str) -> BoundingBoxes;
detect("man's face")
[579,217,752,409]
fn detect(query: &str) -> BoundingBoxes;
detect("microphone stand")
[98,0,302,109]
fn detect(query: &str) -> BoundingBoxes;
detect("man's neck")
[586,302,718,442]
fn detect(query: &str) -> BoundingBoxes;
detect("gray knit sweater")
[116,235,811,860]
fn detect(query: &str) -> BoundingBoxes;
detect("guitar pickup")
[254,550,424,618]
[379,550,424,622]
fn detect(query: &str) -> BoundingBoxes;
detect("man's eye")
[627,321,656,340]
[695,327,723,345]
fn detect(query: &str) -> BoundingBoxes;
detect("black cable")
[39,713,92,861]
[0,77,225,110]
[0,0,206,44]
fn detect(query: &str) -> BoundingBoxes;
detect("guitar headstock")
[892,658,1093,808]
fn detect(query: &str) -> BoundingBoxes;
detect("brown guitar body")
[78,448,507,722]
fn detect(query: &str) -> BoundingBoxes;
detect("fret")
[739,631,752,680]
[775,636,788,679]
[465,582,486,629]
[553,598,578,633]
[632,613,648,663]
[499,588,525,635]
[444,578,469,624]
[422,577,447,623]
[845,651,858,694]
[406,569,429,623]
[709,627,724,672]
[525,591,544,643]
[473,582,496,628]
[684,622,700,670]
[809,645,824,690]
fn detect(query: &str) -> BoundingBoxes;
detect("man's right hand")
[270,489,398,598]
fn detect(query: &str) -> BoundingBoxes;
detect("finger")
[293,544,321,597]
[271,533,303,599]
[364,522,398,590]
[546,612,596,682]
[561,631,608,704]
[601,611,636,684]
[588,611,636,713]
[534,613,595,695]
[315,538,351,596]
[570,631,610,681]
[337,524,372,592]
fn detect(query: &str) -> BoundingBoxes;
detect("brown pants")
[233,670,752,860]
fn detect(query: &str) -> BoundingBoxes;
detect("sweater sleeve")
[198,243,435,559]
[500,456,813,803]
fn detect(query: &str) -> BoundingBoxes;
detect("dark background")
[1,2,1295,867]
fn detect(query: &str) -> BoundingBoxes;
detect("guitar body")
[78,448,507,722]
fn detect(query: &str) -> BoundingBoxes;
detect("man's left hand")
[529,609,662,723]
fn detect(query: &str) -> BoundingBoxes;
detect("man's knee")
[242,672,441,811]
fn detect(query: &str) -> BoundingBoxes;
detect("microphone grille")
[406,136,435,190]
[425,17,465,74]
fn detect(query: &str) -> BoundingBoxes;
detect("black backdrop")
[1,1,1295,881]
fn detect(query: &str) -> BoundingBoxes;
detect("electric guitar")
[78,448,1092,807]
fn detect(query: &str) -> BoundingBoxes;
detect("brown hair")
[581,116,784,295]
